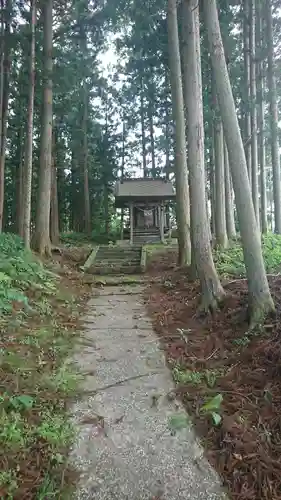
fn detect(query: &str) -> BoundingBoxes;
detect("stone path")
[70,284,227,500]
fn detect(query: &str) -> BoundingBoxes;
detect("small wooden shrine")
[114,178,176,244]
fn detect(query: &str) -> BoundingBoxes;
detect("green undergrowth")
[214,233,281,278]
[61,230,118,246]
[172,363,224,427]
[0,233,84,499]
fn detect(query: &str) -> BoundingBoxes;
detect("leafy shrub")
[0,233,56,313]
[60,232,91,245]
[214,233,281,278]
[61,230,119,245]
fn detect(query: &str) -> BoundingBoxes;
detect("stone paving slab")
[70,284,228,500]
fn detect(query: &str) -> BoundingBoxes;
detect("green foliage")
[214,233,281,278]
[0,235,82,498]
[60,232,92,246]
[61,229,120,245]
[37,413,74,448]
[200,394,223,426]
[168,413,191,433]
[0,233,56,314]
[173,364,222,389]
[0,470,18,499]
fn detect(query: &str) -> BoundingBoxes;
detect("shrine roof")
[114,178,176,201]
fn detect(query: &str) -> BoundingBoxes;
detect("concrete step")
[94,261,141,267]
[97,251,141,258]
[89,245,142,275]
[90,265,141,275]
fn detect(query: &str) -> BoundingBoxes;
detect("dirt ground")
[145,250,281,500]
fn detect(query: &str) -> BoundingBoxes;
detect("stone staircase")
[89,245,142,275]
[133,227,160,245]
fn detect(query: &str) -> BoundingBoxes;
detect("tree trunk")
[167,0,191,266]
[32,0,53,256]
[71,149,80,231]
[0,1,4,197]
[16,123,24,236]
[257,1,267,233]
[243,0,252,184]
[224,141,236,239]
[210,124,216,237]
[164,92,171,180]
[140,76,147,177]
[183,0,224,310]
[213,90,228,248]
[0,0,11,233]
[266,0,281,233]
[203,0,274,324]
[149,109,156,177]
[22,0,36,249]
[50,154,59,245]
[249,0,259,228]
[82,82,91,234]
[121,120,125,237]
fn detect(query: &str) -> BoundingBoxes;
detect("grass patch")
[173,364,223,389]
[214,233,281,278]
[0,233,89,499]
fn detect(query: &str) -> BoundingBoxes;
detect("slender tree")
[22,0,36,249]
[213,85,228,248]
[167,0,191,266]
[203,0,274,323]
[32,0,53,255]
[183,0,224,310]
[249,0,259,227]
[243,0,252,183]
[266,0,281,233]
[82,82,91,234]
[257,0,267,233]
[224,141,236,239]
[0,0,11,232]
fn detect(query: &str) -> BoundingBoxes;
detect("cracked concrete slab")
[70,284,228,500]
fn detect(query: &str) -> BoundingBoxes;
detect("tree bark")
[183,0,224,310]
[167,0,191,266]
[50,153,59,245]
[257,1,267,233]
[266,0,281,233]
[224,141,236,239]
[0,0,11,233]
[243,0,252,184]
[32,0,53,255]
[249,0,259,228]
[140,76,147,177]
[0,0,4,195]
[82,82,91,235]
[213,91,228,248]
[149,109,156,177]
[16,122,24,237]
[210,124,216,237]
[203,0,274,324]
[22,0,36,249]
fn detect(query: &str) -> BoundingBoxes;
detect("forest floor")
[145,235,281,500]
[0,235,92,499]
[2,234,281,499]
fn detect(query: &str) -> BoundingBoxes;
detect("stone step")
[94,261,141,267]
[97,250,141,257]
[88,245,142,275]
[95,255,141,262]
[90,265,141,275]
